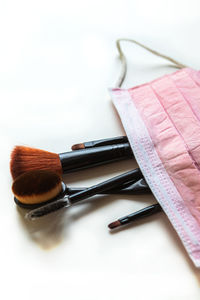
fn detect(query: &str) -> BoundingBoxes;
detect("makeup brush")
[24,168,144,220]
[12,170,150,210]
[10,143,133,180]
[72,136,128,150]
[108,203,162,230]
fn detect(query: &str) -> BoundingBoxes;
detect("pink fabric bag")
[110,39,200,267]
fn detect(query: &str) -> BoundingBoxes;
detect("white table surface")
[1,0,200,299]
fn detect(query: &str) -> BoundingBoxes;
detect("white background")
[1,0,200,299]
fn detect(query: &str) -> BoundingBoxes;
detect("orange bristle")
[10,146,62,180]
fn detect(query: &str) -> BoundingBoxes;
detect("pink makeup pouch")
[110,40,200,267]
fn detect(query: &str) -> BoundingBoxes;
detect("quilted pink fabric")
[110,68,200,267]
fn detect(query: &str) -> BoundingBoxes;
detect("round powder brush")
[10,144,133,180]
[12,170,150,210]
[14,168,143,220]
[12,170,65,209]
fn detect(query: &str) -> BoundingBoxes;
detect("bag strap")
[115,38,188,88]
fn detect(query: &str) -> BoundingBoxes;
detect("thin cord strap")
[115,38,188,88]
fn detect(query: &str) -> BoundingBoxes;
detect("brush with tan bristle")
[13,169,150,210]
[13,168,143,220]
[10,142,133,180]
[12,170,64,208]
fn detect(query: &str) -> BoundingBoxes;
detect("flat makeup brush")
[12,170,150,210]
[108,203,162,230]
[22,168,144,220]
[72,136,128,150]
[10,143,133,180]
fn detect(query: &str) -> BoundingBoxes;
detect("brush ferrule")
[118,218,129,225]
[59,143,133,173]
[84,136,128,148]
[119,203,162,225]
[25,196,71,220]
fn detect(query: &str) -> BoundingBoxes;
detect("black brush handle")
[119,203,162,226]
[15,178,150,210]
[68,168,142,204]
[59,143,133,173]
[67,178,150,195]
[83,136,128,148]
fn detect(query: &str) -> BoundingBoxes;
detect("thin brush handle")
[82,136,128,148]
[59,143,133,173]
[68,168,142,204]
[67,178,150,195]
[119,203,162,226]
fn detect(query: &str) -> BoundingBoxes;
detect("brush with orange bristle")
[10,143,133,180]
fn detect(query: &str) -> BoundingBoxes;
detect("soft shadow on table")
[17,193,200,283]
[16,155,200,283]
[110,210,200,284]
[16,159,138,250]
[17,206,70,250]
[159,214,200,285]
[17,192,143,250]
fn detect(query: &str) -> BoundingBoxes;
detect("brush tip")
[71,143,85,150]
[108,220,121,229]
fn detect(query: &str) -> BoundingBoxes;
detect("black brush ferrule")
[84,136,128,148]
[119,203,162,225]
[59,143,133,173]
